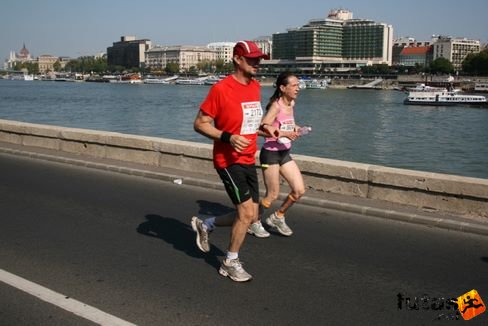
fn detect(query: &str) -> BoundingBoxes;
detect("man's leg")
[218,198,256,282]
[229,198,256,252]
[191,210,236,253]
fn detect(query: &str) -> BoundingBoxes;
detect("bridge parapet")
[1,119,487,219]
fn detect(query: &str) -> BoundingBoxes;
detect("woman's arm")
[259,103,280,138]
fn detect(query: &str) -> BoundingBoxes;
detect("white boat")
[404,90,487,106]
[8,73,34,81]
[406,83,447,92]
[175,77,206,85]
[143,78,170,84]
[347,78,383,90]
[406,83,463,93]
[304,79,328,89]
[109,74,143,84]
[204,76,224,85]
[474,82,488,92]
[143,75,179,84]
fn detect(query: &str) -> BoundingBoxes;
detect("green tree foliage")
[214,59,225,73]
[53,60,61,72]
[165,62,180,74]
[13,62,39,74]
[360,64,391,75]
[188,66,198,75]
[197,60,214,73]
[65,56,108,73]
[429,57,454,74]
[462,49,488,76]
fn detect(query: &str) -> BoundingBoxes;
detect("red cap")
[233,40,270,60]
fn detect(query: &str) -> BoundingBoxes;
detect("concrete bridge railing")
[1,119,487,219]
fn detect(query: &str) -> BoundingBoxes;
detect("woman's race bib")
[277,118,295,144]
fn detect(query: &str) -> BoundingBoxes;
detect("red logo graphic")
[457,289,485,321]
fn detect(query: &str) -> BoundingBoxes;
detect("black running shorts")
[216,164,259,205]
[259,148,293,166]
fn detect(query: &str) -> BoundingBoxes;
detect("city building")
[265,9,393,74]
[107,36,152,69]
[4,43,34,69]
[207,42,235,63]
[432,36,481,70]
[392,37,431,66]
[37,54,59,73]
[398,46,433,67]
[252,36,272,59]
[145,45,217,72]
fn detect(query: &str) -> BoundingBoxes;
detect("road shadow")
[481,257,488,264]
[136,214,224,270]
[196,199,234,216]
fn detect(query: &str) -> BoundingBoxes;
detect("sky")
[1,0,487,59]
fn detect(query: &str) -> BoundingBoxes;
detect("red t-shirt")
[200,76,263,169]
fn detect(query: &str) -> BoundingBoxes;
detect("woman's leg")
[261,163,281,206]
[276,160,305,216]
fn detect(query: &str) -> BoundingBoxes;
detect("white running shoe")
[247,221,270,238]
[191,216,210,252]
[219,258,252,282]
[266,212,293,236]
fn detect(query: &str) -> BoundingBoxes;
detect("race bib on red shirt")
[240,101,263,135]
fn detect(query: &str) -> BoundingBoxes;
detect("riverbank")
[1,79,486,179]
[259,75,488,91]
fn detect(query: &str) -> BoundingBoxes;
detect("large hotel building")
[264,9,393,73]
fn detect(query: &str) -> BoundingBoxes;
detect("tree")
[65,56,109,73]
[197,60,214,73]
[214,59,225,73]
[188,66,198,75]
[429,57,454,74]
[165,62,179,74]
[360,64,391,75]
[13,62,39,75]
[462,49,488,76]
[53,60,61,72]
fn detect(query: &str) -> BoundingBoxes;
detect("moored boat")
[143,78,170,84]
[297,78,328,89]
[347,78,383,90]
[8,73,34,81]
[308,79,328,89]
[204,75,224,85]
[406,83,447,92]
[109,74,143,84]
[175,77,206,85]
[406,83,462,93]
[404,90,487,107]
[474,82,488,92]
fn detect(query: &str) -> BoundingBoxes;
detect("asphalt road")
[1,152,487,325]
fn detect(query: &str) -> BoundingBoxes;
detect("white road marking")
[0,268,136,325]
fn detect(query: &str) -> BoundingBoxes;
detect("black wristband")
[220,131,232,143]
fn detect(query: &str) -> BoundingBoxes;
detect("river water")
[0,79,487,179]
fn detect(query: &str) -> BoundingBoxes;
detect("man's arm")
[194,110,221,141]
[193,110,250,153]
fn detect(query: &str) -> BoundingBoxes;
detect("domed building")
[18,43,32,60]
[4,43,34,70]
